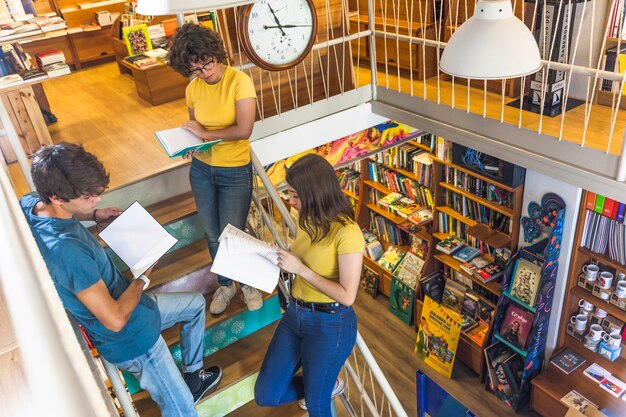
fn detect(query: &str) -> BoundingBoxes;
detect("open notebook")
[98,201,177,278]
[211,224,280,293]
[155,127,221,158]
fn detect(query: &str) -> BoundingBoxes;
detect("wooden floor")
[352,292,540,417]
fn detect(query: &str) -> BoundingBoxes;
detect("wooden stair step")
[226,399,307,417]
[133,323,279,414]
[161,291,276,348]
[138,240,210,289]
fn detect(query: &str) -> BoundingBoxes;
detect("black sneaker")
[192,366,223,404]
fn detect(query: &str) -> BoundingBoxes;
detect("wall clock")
[238,0,317,71]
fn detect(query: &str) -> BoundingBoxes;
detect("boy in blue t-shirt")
[21,142,221,417]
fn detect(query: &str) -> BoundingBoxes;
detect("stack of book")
[35,49,70,77]
[33,15,66,32]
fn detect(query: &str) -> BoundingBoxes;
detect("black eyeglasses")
[189,60,215,75]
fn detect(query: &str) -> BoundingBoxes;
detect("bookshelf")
[531,190,626,417]
[354,133,436,298]
[596,0,626,111]
[427,139,526,376]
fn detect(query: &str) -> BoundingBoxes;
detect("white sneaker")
[298,379,345,410]
[209,285,237,315]
[242,285,263,311]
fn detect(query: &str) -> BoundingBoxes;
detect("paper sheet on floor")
[211,224,280,293]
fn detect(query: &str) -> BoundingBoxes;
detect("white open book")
[211,224,280,293]
[98,201,178,278]
[155,127,221,158]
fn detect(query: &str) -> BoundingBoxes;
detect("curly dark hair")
[31,142,110,204]
[286,154,354,242]
[168,23,227,77]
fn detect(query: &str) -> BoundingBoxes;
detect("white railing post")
[616,129,626,183]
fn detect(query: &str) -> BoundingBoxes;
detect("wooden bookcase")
[530,191,626,417]
[596,37,626,111]
[350,135,436,298]
[428,146,525,375]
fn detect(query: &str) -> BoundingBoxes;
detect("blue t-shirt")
[20,194,161,363]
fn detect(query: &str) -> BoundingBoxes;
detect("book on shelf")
[397,219,421,235]
[388,277,415,325]
[435,236,464,255]
[452,246,481,263]
[499,303,534,351]
[133,57,163,69]
[549,348,586,374]
[98,201,177,279]
[474,261,504,283]
[509,258,542,308]
[494,353,524,397]
[390,196,419,218]
[378,192,403,207]
[598,374,626,398]
[19,67,47,82]
[410,234,429,259]
[460,292,479,318]
[360,265,379,298]
[560,390,598,414]
[460,256,490,276]
[41,62,70,77]
[0,73,22,87]
[154,127,221,158]
[467,321,488,345]
[364,239,384,260]
[376,246,405,272]
[442,279,466,314]
[392,251,424,289]
[80,23,100,31]
[124,54,148,64]
[34,15,66,32]
[420,271,444,304]
[144,47,168,59]
[35,49,65,67]
[477,298,495,324]
[408,208,432,226]
[484,342,514,394]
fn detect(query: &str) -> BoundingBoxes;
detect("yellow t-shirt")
[185,66,257,167]
[291,221,365,303]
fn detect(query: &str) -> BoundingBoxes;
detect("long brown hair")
[286,154,354,242]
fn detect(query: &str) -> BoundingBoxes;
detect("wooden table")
[120,61,188,106]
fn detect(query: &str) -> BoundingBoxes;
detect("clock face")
[239,0,317,71]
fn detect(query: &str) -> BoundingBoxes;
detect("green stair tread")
[226,400,307,417]
[132,323,279,412]
[161,291,276,347]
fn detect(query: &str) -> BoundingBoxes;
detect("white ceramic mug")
[584,334,600,351]
[595,308,608,318]
[570,314,588,331]
[615,280,626,298]
[583,264,600,282]
[599,290,611,301]
[603,332,623,348]
[599,271,614,289]
[589,324,607,341]
[579,299,594,312]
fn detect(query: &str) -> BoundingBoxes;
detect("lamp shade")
[136,0,258,15]
[439,0,541,79]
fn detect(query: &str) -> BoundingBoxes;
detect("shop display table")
[120,61,188,106]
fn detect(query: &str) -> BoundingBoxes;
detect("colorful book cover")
[376,246,405,272]
[603,198,615,218]
[441,279,466,314]
[379,192,402,207]
[474,262,504,283]
[499,303,534,351]
[468,322,488,345]
[360,266,379,298]
[484,343,514,394]
[460,256,490,276]
[122,24,153,56]
[420,272,444,304]
[599,374,626,398]
[452,246,481,262]
[583,363,611,383]
[415,296,462,378]
[617,202,626,222]
[392,251,425,289]
[407,208,432,226]
[594,194,605,214]
[390,197,419,217]
[509,258,542,308]
[549,348,586,374]
[388,277,415,325]
[585,192,596,211]
[435,236,464,255]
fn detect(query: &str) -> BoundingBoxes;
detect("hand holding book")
[155,127,221,158]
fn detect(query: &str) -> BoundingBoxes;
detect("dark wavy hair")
[286,154,354,242]
[168,23,227,77]
[31,142,109,204]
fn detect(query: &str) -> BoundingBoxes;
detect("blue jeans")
[254,301,357,417]
[190,158,253,286]
[113,292,206,417]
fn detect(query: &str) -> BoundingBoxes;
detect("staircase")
[88,187,309,416]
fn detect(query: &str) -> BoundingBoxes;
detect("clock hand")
[267,3,286,36]
[264,24,312,29]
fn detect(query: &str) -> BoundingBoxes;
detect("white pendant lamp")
[136,0,258,15]
[439,0,542,79]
